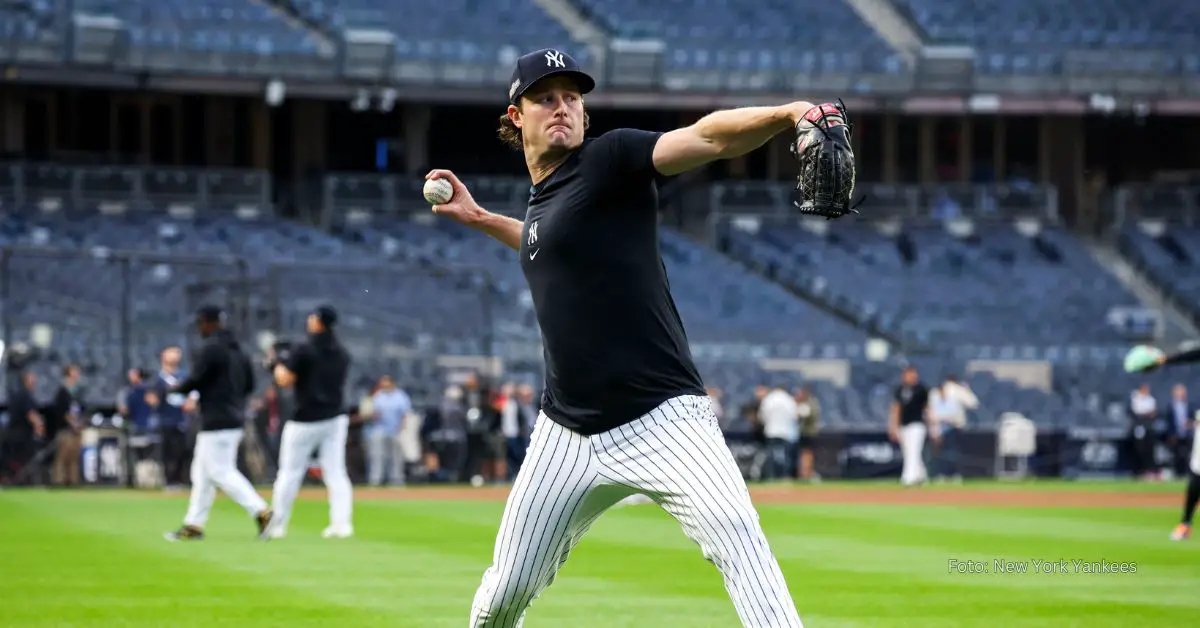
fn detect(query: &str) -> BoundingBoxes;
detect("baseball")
[423,178,454,205]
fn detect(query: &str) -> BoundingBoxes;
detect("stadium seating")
[0,0,60,62]
[1118,223,1200,318]
[287,0,589,71]
[575,0,903,74]
[894,0,1199,74]
[719,217,1146,348]
[0,199,875,404]
[329,207,871,351]
[74,0,324,60]
[0,207,458,403]
[0,153,1169,432]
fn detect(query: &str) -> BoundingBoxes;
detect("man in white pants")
[888,365,932,486]
[264,306,353,539]
[429,48,805,627]
[165,305,272,541]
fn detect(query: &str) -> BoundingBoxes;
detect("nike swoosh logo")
[529,249,539,260]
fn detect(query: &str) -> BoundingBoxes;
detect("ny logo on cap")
[544,50,565,68]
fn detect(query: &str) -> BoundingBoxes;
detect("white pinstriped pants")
[469,394,802,627]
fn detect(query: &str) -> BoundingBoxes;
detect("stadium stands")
[894,0,1200,75]
[720,217,1149,347]
[575,0,903,75]
[286,0,590,77]
[73,0,328,69]
[1119,222,1200,318]
[0,178,1174,434]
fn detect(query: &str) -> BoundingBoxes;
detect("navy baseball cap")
[195,304,225,325]
[508,48,596,105]
[313,305,338,328]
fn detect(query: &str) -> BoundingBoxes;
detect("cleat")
[164,525,204,542]
[322,525,354,539]
[256,509,275,541]
[1170,523,1191,541]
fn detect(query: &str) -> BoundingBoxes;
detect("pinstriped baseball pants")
[469,394,803,627]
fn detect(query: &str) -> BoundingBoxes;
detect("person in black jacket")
[1129,344,1200,541]
[262,305,353,540]
[164,305,273,542]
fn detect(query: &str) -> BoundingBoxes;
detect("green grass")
[0,484,1195,627]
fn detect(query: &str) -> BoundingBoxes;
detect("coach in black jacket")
[176,306,257,432]
[164,305,272,542]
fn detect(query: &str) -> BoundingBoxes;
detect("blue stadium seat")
[895,0,1198,74]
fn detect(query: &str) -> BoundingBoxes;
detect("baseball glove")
[788,100,863,220]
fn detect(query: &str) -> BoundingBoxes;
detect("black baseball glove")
[788,100,863,219]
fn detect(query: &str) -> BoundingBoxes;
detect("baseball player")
[1126,345,1200,541]
[165,306,272,542]
[262,305,353,540]
[427,47,856,627]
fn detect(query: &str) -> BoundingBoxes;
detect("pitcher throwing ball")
[427,47,857,627]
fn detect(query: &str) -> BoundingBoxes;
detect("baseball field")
[0,480,1195,627]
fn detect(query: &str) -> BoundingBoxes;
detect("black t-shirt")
[518,128,706,435]
[4,388,38,439]
[45,386,78,439]
[893,383,929,426]
[285,332,351,423]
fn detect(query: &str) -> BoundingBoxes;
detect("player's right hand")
[425,169,486,226]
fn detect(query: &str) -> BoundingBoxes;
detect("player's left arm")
[651,103,814,176]
[1161,346,1200,366]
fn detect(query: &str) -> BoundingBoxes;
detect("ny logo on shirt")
[544,50,565,68]
[527,221,540,260]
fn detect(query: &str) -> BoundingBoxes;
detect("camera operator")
[263,305,354,540]
[164,305,272,542]
[2,370,44,485]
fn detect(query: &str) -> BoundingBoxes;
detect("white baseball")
[423,178,454,205]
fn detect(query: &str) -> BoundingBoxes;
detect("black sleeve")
[1164,346,1200,365]
[581,128,666,188]
[283,343,310,376]
[176,343,218,393]
[53,387,71,415]
[243,353,257,396]
[892,386,902,403]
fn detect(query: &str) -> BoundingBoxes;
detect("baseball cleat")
[255,509,275,541]
[322,525,354,539]
[1170,523,1191,541]
[164,525,204,542]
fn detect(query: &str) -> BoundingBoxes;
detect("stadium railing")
[707,180,1060,223]
[0,247,502,407]
[0,245,251,385]
[1110,181,1200,228]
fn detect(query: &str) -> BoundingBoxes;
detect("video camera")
[1,340,37,374]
